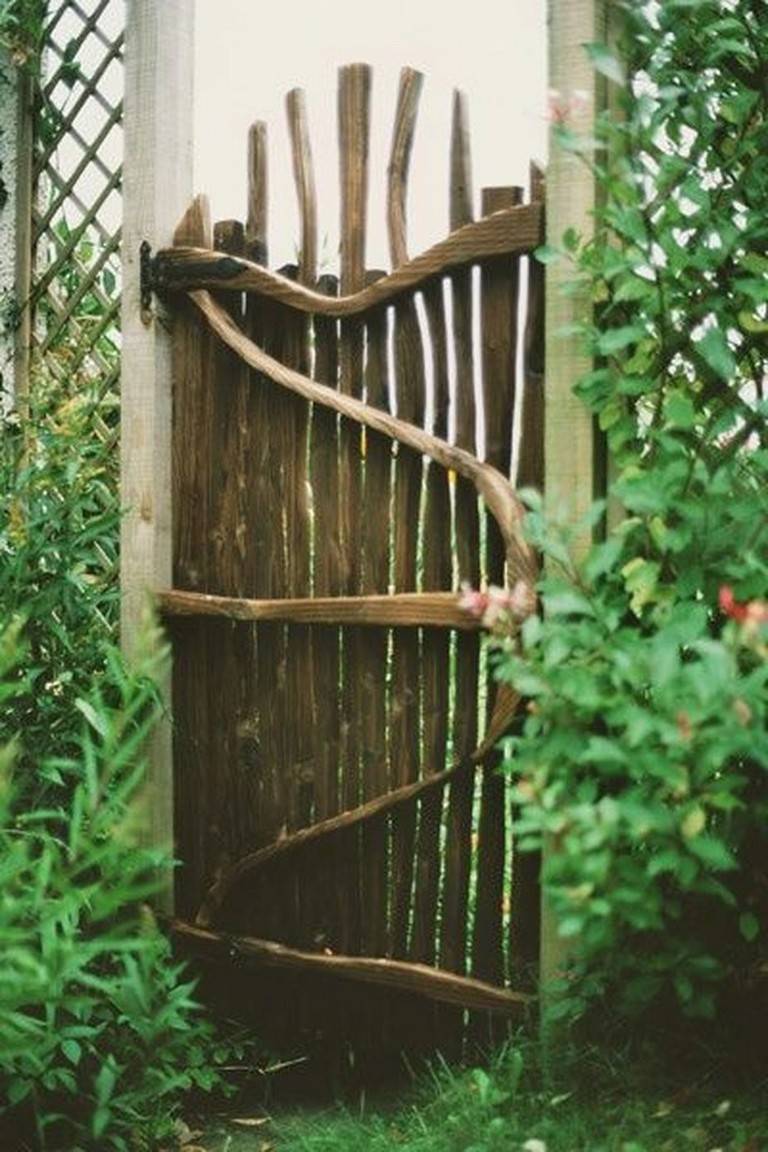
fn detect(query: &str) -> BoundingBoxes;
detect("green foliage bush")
[0,377,119,803]
[499,0,768,1028]
[0,383,229,1148]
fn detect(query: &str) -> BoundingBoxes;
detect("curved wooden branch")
[170,919,531,1014]
[187,289,537,588]
[154,203,543,316]
[195,685,523,929]
[388,67,423,268]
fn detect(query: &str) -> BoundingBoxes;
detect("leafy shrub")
[0,377,236,1146]
[0,373,119,804]
[0,623,225,1151]
[499,0,768,1028]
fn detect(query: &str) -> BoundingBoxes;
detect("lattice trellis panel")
[32,0,124,451]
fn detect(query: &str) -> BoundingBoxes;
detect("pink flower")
[458,581,536,633]
[547,87,591,126]
[719,585,768,626]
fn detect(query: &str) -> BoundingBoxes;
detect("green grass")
[267,1043,767,1152]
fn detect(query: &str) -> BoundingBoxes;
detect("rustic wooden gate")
[152,64,545,1063]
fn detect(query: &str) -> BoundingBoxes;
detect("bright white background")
[194,0,547,271]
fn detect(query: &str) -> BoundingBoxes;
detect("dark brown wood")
[360,274,392,958]
[160,590,483,628]
[196,687,522,933]
[440,91,479,1000]
[510,162,546,982]
[471,188,522,1038]
[165,67,545,1061]
[171,920,531,1015]
[207,216,263,924]
[308,273,344,981]
[171,195,214,918]
[157,204,544,313]
[387,67,425,961]
[412,275,451,967]
[189,289,536,588]
[337,63,371,955]
[517,162,546,492]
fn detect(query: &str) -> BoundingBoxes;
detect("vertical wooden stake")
[121,0,194,912]
[542,0,611,1003]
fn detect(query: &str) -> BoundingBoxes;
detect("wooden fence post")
[121,0,194,911]
[541,0,612,1004]
[0,52,33,408]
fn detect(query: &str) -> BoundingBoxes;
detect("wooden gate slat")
[337,62,372,955]
[172,194,214,918]
[309,273,344,960]
[472,188,522,1041]
[412,275,452,967]
[388,67,426,960]
[510,162,546,982]
[440,90,479,995]
[360,278,392,958]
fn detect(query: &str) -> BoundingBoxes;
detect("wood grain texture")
[172,920,531,1014]
[286,89,318,287]
[542,0,609,1001]
[121,0,194,912]
[510,163,545,984]
[440,89,479,994]
[360,272,393,957]
[337,63,371,955]
[196,699,521,932]
[516,163,545,493]
[155,204,543,314]
[473,186,521,1003]
[189,290,535,588]
[160,589,483,628]
[412,275,451,967]
[387,66,426,960]
[170,195,213,918]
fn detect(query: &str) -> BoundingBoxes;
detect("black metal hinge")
[139,240,157,316]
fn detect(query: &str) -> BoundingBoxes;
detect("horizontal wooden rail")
[195,686,523,928]
[170,919,532,1014]
[159,589,483,629]
[154,203,543,317]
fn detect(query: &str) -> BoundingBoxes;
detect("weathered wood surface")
[121,0,194,913]
[160,591,483,628]
[172,920,531,1014]
[155,203,543,314]
[187,290,536,588]
[473,185,521,1000]
[163,63,546,1050]
[440,90,479,1000]
[387,67,425,960]
[170,195,213,917]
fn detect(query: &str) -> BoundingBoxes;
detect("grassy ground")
[194,1042,768,1151]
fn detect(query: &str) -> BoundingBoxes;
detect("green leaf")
[696,327,736,382]
[596,325,646,355]
[663,391,696,430]
[584,41,626,86]
[62,1038,82,1066]
[739,912,759,943]
[74,696,109,739]
[534,244,562,266]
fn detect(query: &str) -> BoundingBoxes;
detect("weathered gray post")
[121,0,194,911]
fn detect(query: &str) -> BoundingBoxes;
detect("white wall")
[194,0,547,271]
